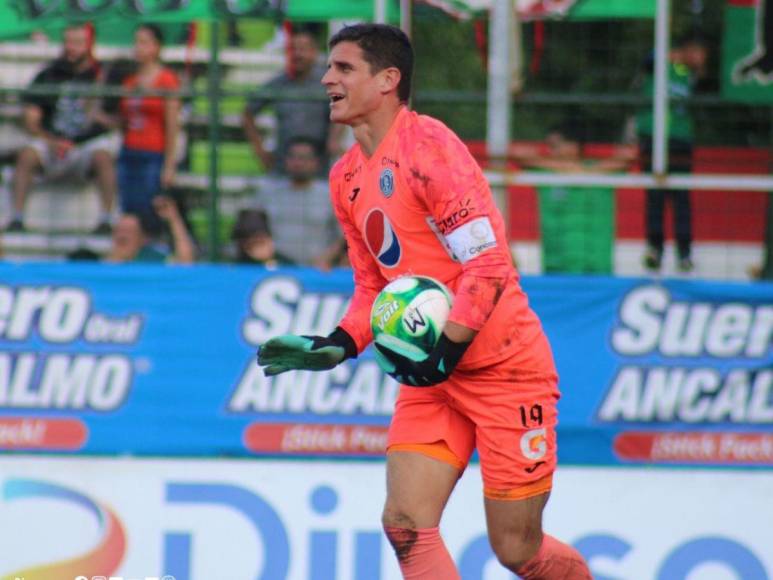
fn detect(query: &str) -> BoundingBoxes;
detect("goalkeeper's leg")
[382,446,464,579]
[452,362,590,578]
[486,492,591,579]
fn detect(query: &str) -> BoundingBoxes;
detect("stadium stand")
[0,24,769,278]
[0,35,284,259]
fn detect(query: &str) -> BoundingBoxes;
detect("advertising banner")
[0,0,284,39]
[0,263,770,466]
[722,0,773,103]
[0,457,771,580]
[0,0,656,40]
[0,264,395,458]
[417,0,654,21]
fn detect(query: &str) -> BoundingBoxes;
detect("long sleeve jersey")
[330,107,555,376]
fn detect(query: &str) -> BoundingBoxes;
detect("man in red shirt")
[257,24,591,579]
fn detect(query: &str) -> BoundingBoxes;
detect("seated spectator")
[513,123,632,275]
[116,24,181,217]
[231,208,294,267]
[248,137,343,269]
[242,24,343,175]
[8,23,119,234]
[513,122,633,173]
[106,195,195,264]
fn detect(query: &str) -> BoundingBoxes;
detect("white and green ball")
[370,276,454,359]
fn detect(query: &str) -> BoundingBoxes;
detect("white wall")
[0,457,771,580]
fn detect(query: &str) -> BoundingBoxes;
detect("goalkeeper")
[257,23,591,579]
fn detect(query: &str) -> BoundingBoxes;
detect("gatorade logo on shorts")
[520,428,547,460]
[364,208,401,268]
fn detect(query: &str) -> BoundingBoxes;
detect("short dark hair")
[329,24,413,103]
[232,208,271,240]
[548,119,586,146]
[292,23,322,43]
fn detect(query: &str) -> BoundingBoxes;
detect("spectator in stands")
[249,137,343,268]
[116,24,181,219]
[513,122,631,275]
[8,23,119,234]
[107,195,195,264]
[242,24,342,174]
[513,121,634,173]
[231,208,294,267]
[635,32,708,273]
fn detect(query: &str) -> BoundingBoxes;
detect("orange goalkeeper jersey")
[331,107,556,376]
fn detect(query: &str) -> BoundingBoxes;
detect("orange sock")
[384,526,460,580]
[515,534,592,580]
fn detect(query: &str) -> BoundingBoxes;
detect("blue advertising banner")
[529,276,773,466]
[0,263,770,466]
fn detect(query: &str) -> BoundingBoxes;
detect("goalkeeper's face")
[322,41,397,126]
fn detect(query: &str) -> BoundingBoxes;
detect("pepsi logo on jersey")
[364,208,401,268]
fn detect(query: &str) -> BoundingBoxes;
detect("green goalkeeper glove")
[257,327,357,376]
[374,333,470,387]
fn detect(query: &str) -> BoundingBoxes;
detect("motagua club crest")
[379,168,395,198]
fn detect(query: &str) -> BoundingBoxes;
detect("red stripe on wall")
[467,142,770,243]
[615,188,768,242]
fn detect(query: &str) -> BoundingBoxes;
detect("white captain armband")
[444,216,498,264]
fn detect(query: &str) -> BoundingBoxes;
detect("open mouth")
[329,94,344,104]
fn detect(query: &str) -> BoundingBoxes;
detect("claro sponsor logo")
[445,216,498,265]
[0,285,143,413]
[229,277,398,418]
[599,285,772,425]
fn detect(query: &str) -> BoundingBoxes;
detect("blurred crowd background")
[0,0,770,281]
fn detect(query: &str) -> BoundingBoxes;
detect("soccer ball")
[370,275,453,359]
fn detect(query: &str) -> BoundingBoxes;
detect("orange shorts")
[387,359,560,500]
